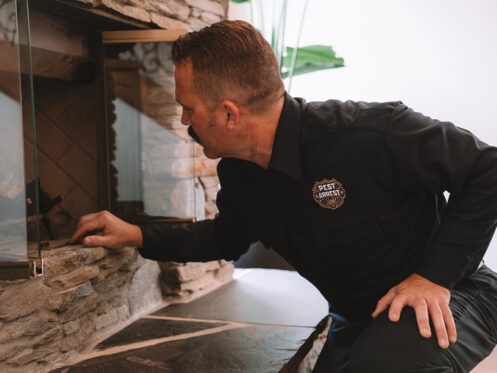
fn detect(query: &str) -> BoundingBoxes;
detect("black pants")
[313,265,497,373]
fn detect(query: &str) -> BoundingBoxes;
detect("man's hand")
[69,210,143,249]
[371,273,457,349]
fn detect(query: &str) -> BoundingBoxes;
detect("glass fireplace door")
[0,0,39,276]
[103,30,204,225]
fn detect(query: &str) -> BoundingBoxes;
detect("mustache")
[188,126,201,144]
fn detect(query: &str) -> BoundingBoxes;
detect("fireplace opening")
[0,0,199,279]
[21,5,112,247]
[103,34,203,227]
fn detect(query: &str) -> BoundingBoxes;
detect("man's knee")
[348,309,439,373]
[348,334,409,373]
[349,343,391,373]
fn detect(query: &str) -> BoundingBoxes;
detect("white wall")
[230,0,497,269]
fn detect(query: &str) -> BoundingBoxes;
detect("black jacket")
[139,93,497,320]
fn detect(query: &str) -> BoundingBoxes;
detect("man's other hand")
[69,211,143,249]
[371,273,457,349]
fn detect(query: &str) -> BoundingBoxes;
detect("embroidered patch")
[312,178,346,210]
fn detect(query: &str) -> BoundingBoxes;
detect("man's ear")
[220,100,240,130]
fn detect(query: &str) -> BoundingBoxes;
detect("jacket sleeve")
[385,104,497,288]
[137,161,252,263]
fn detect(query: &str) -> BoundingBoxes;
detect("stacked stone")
[0,244,163,372]
[0,243,235,371]
[199,175,220,219]
[75,0,228,31]
[160,260,234,302]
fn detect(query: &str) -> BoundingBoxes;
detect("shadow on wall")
[235,241,295,271]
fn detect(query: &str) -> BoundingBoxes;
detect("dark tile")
[37,151,77,199]
[23,113,34,144]
[53,324,314,373]
[96,318,227,350]
[57,146,98,199]
[35,110,73,162]
[58,185,97,222]
[153,269,328,327]
[34,80,71,119]
[54,103,97,161]
[69,82,100,123]
[24,138,36,181]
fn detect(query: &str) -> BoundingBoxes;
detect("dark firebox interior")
[0,2,142,256]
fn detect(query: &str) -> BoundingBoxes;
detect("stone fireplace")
[21,0,226,246]
[0,0,234,370]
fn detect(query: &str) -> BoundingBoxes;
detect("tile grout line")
[144,314,316,329]
[70,324,245,365]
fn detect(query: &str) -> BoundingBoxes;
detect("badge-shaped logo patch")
[312,178,346,209]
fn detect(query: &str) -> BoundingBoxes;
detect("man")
[70,20,497,372]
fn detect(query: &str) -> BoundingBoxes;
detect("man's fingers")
[442,304,457,344]
[428,302,449,349]
[388,295,407,322]
[76,213,98,230]
[69,218,103,244]
[83,235,111,248]
[413,300,431,338]
[372,292,395,318]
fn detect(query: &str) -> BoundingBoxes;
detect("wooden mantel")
[102,29,188,44]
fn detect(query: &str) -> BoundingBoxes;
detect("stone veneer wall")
[76,0,229,38]
[0,243,234,372]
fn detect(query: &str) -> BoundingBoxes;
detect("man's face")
[174,61,225,159]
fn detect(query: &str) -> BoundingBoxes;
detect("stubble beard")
[203,115,219,159]
[203,106,226,159]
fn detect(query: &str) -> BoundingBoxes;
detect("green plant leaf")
[230,0,251,3]
[281,45,344,79]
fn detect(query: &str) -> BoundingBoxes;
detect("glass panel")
[0,0,34,261]
[26,5,101,244]
[104,41,198,224]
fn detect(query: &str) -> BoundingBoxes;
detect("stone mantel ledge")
[0,242,234,372]
[72,0,228,30]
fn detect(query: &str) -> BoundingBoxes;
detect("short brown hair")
[172,20,284,113]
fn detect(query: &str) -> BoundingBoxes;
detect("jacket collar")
[268,92,304,181]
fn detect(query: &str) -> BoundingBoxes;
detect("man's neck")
[245,95,285,169]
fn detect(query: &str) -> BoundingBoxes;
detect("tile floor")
[51,269,328,372]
